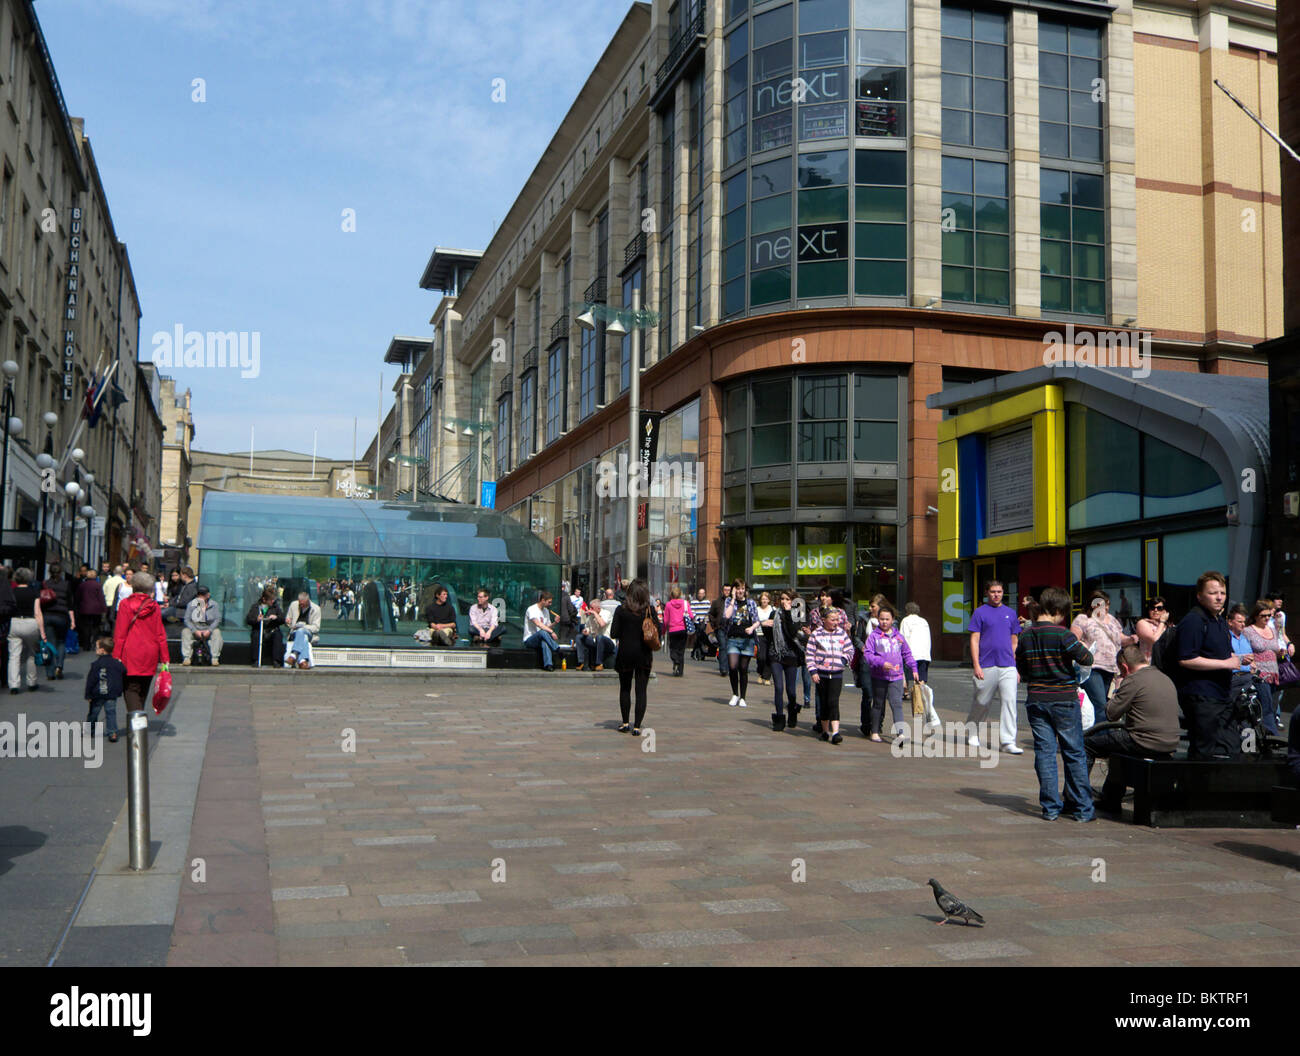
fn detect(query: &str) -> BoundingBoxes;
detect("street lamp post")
[0,360,23,539]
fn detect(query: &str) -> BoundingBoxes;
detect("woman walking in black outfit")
[611,578,662,737]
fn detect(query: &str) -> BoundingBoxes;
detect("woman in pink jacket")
[861,603,918,743]
[663,585,689,677]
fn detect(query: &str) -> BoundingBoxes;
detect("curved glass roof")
[198,493,562,564]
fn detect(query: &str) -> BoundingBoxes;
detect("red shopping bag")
[152,668,173,715]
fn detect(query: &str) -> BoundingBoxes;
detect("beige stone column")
[1107,0,1138,326]
[911,0,943,306]
[1010,9,1042,317]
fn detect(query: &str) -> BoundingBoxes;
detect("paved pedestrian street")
[159,665,1300,967]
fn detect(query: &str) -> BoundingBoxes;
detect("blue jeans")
[287,628,315,666]
[87,696,119,734]
[1026,697,1094,820]
[773,662,801,712]
[1258,680,1278,736]
[43,614,69,673]
[577,633,612,668]
[801,664,813,708]
[525,632,557,668]
[716,631,729,675]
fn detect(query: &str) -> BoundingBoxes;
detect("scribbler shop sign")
[751,543,847,578]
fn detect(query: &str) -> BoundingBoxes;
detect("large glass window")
[1041,168,1105,315]
[752,376,792,465]
[753,3,795,153]
[798,0,850,142]
[797,149,849,297]
[855,148,906,296]
[1039,20,1104,163]
[941,6,1008,150]
[854,0,906,137]
[942,155,1010,306]
[1142,436,1225,518]
[725,21,749,167]
[1067,405,1139,529]
[722,171,747,317]
[853,374,898,460]
[798,374,847,461]
[751,156,793,305]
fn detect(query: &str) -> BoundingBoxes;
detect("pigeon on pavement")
[928,878,985,926]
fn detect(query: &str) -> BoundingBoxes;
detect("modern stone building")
[0,0,144,571]
[398,0,1279,614]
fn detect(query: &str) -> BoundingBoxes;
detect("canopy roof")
[198,493,562,565]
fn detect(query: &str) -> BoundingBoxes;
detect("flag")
[82,362,122,428]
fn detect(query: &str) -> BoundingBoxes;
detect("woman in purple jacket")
[861,603,918,743]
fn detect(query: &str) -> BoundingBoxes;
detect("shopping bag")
[152,668,173,715]
[1277,656,1300,688]
[65,627,80,655]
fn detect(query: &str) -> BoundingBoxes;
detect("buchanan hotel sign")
[62,205,82,401]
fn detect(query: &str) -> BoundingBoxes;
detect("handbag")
[40,587,56,605]
[152,668,173,715]
[1278,656,1300,688]
[64,627,80,655]
[37,640,56,667]
[641,609,661,650]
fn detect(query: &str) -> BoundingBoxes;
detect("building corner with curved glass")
[401,0,1278,658]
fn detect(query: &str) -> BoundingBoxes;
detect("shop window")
[1067,405,1138,529]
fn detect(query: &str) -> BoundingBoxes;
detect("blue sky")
[39,0,632,456]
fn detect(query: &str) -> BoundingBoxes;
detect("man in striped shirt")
[690,588,711,660]
[1015,586,1095,822]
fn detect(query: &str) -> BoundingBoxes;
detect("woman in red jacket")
[113,572,170,715]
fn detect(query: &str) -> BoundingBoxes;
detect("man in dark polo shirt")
[1175,571,1239,759]
[423,584,458,647]
[1086,643,1181,811]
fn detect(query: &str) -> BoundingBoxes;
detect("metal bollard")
[127,710,151,870]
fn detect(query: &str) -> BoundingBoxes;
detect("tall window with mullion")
[798,374,847,462]
[853,374,898,462]
[797,0,850,142]
[797,149,849,298]
[854,0,907,138]
[1041,168,1105,316]
[496,396,512,479]
[750,155,792,306]
[751,2,793,153]
[722,171,747,318]
[941,6,1008,150]
[659,105,676,357]
[1039,21,1105,163]
[725,22,748,168]
[518,372,536,463]
[545,345,567,444]
[942,155,1010,305]
[855,148,906,296]
[621,268,642,389]
[579,324,600,418]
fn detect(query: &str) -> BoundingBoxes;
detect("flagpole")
[249,426,254,478]
[311,430,317,479]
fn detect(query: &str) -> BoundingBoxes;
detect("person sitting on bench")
[423,585,458,647]
[1085,643,1181,814]
[182,586,223,666]
[524,590,560,670]
[468,589,502,647]
[284,591,322,669]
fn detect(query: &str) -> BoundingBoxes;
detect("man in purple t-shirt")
[966,579,1023,754]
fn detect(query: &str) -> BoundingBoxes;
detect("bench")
[1272,785,1300,826]
[1110,754,1293,828]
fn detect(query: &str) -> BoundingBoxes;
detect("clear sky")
[39,0,632,457]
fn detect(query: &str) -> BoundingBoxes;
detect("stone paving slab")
[152,663,1300,966]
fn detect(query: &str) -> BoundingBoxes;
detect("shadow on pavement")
[1213,840,1300,872]
[0,826,47,877]
[955,786,1040,817]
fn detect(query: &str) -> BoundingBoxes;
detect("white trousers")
[967,665,1019,746]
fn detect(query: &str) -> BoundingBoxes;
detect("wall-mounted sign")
[751,543,848,578]
[986,428,1034,535]
[62,206,83,401]
[797,223,849,263]
[942,580,969,634]
[753,69,848,119]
